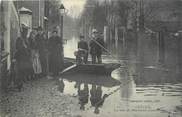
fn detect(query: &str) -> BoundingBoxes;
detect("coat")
[48,36,63,74]
[35,34,47,74]
[15,37,33,74]
[78,40,88,51]
[89,37,104,56]
[35,34,47,53]
[28,37,38,50]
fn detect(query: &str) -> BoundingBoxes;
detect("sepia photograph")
[0,0,182,117]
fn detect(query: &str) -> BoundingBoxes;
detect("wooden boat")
[59,63,121,87]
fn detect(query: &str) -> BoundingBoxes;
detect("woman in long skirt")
[28,31,42,78]
[48,30,63,77]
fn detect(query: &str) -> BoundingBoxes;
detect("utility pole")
[137,0,145,81]
[139,0,144,31]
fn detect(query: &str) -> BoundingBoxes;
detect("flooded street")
[64,37,79,59]
[1,37,181,117]
[62,37,182,117]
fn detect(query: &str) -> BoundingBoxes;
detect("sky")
[62,0,86,17]
[1,0,90,18]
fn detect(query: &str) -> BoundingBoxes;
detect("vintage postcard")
[0,0,182,117]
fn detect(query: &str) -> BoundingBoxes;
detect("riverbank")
[0,78,80,117]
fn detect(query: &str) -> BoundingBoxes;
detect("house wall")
[14,0,45,28]
[3,1,20,69]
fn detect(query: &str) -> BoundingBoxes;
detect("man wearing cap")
[75,35,89,64]
[89,29,104,64]
[35,26,47,77]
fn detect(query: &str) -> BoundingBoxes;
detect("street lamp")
[59,4,65,38]
[59,4,65,15]
[59,4,65,68]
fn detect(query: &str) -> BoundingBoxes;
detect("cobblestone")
[0,78,80,117]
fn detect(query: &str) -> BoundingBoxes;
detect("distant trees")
[45,0,78,39]
[80,0,134,33]
[79,0,107,33]
[45,0,61,30]
[115,1,132,28]
[80,0,182,33]
[64,15,79,39]
[92,3,107,31]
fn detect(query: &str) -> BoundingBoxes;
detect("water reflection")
[60,37,182,116]
[64,37,79,59]
[77,83,89,110]
[74,83,109,114]
[90,85,108,114]
[112,67,136,99]
[56,78,116,113]
[56,70,182,117]
[57,79,65,93]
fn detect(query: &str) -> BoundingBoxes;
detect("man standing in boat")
[75,35,89,64]
[89,29,104,64]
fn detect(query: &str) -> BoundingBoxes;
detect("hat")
[21,23,29,29]
[37,26,43,31]
[92,29,98,33]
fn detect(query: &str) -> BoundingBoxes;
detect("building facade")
[14,0,45,29]
[0,1,20,90]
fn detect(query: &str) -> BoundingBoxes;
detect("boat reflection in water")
[58,61,121,114]
[56,37,182,116]
[56,67,182,117]
[56,79,114,114]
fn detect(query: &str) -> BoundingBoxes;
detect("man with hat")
[35,26,47,77]
[89,29,104,64]
[14,24,33,90]
[48,30,63,77]
[75,35,89,64]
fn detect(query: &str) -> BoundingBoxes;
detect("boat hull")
[59,63,121,87]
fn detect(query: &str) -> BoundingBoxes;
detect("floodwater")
[62,37,182,117]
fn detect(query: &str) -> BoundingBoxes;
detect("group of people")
[13,25,63,91]
[75,29,105,64]
[12,26,104,91]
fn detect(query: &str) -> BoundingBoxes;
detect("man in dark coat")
[15,25,32,90]
[89,29,104,64]
[75,35,88,64]
[48,30,63,77]
[35,26,47,77]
